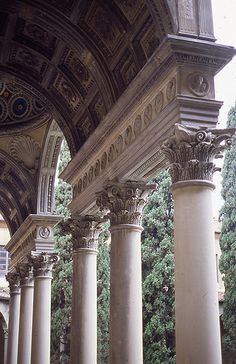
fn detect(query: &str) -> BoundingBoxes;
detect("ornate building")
[0,1,235,363]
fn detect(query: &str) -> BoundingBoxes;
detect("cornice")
[61,36,235,185]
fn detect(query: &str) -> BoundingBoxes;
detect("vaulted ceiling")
[0,0,176,234]
[0,0,174,154]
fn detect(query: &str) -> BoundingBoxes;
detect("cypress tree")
[220,104,236,352]
[142,170,175,364]
[51,141,73,363]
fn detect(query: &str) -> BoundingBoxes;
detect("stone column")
[16,262,34,364]
[3,329,8,364]
[5,272,20,364]
[162,124,235,364]
[29,253,59,364]
[97,181,156,364]
[61,215,105,364]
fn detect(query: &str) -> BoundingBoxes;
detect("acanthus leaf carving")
[96,181,156,226]
[162,124,235,183]
[60,215,106,251]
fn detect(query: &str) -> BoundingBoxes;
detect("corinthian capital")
[162,124,235,183]
[96,181,156,226]
[16,262,33,286]
[29,252,59,277]
[60,215,105,251]
[6,272,20,293]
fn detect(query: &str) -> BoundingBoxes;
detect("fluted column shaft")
[30,253,58,364]
[97,181,155,364]
[61,216,104,364]
[6,273,20,364]
[162,124,235,364]
[16,263,34,364]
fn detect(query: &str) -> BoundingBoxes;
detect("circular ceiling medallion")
[9,95,30,119]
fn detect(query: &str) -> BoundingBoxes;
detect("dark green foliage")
[142,170,176,364]
[51,141,72,364]
[220,104,236,352]
[97,224,110,364]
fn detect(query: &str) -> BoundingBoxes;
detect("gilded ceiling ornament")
[96,181,156,226]
[10,135,41,171]
[162,124,235,183]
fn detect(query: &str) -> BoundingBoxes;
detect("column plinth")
[30,253,59,364]
[16,262,34,364]
[162,124,235,364]
[6,272,20,364]
[97,181,156,364]
[61,215,105,364]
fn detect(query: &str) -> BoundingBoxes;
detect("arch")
[37,120,64,214]
[0,150,36,235]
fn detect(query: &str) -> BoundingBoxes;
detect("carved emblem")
[39,226,50,239]
[187,72,210,97]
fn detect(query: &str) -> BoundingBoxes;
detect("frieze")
[72,77,176,199]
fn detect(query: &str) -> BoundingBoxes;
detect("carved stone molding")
[29,252,59,278]
[60,216,105,251]
[16,262,33,286]
[96,181,156,226]
[72,77,176,200]
[162,124,235,183]
[6,272,20,294]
